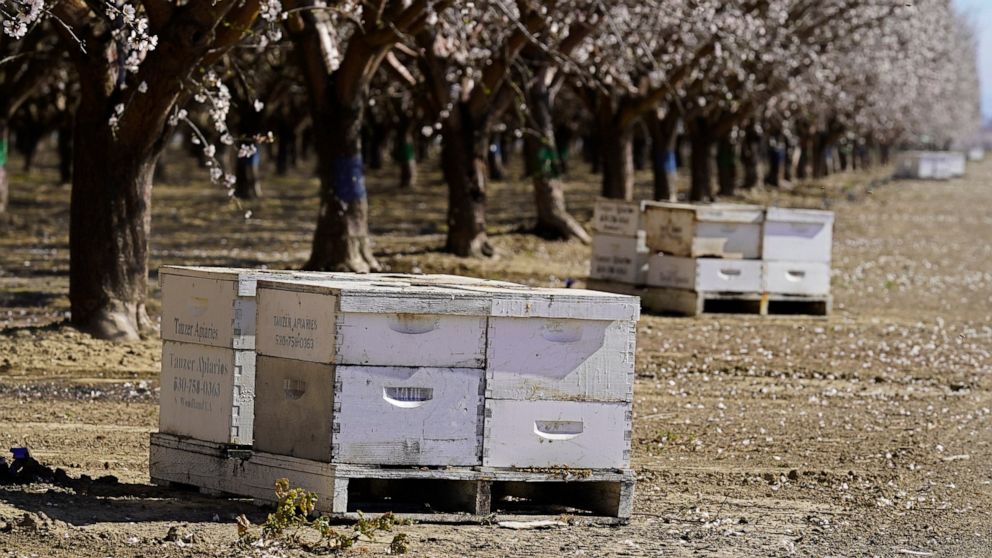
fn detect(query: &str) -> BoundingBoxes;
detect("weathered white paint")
[642,202,764,259]
[483,399,631,469]
[256,285,488,367]
[486,318,634,402]
[159,341,255,445]
[762,207,834,262]
[592,199,643,237]
[968,148,984,161]
[895,151,962,180]
[645,255,762,293]
[447,285,641,322]
[333,366,484,466]
[762,261,831,296]
[590,233,649,285]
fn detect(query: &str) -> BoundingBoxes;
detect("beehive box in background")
[159,340,255,445]
[592,199,644,237]
[590,233,649,285]
[645,255,762,293]
[642,202,764,259]
[252,356,484,466]
[762,261,831,296]
[762,207,834,262]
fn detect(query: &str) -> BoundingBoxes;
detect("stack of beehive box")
[894,151,967,180]
[151,270,639,518]
[589,199,649,286]
[251,277,638,470]
[157,266,375,448]
[587,201,834,315]
[643,202,833,305]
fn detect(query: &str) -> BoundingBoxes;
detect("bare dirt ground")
[1,147,990,557]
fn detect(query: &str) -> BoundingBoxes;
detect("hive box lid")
[159,266,379,296]
[765,207,834,224]
[445,284,641,321]
[643,202,764,223]
[256,278,494,316]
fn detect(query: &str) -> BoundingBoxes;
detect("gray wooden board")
[149,433,633,520]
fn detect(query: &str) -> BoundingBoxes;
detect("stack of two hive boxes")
[641,203,833,301]
[249,276,639,472]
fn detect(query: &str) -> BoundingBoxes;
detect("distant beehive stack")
[588,200,834,316]
[894,151,967,180]
[151,270,639,519]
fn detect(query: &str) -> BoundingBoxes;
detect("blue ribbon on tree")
[331,155,367,203]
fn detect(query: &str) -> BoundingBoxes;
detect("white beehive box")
[645,255,762,293]
[762,207,834,262]
[642,202,764,259]
[255,279,491,368]
[762,261,831,296]
[968,148,985,161]
[447,284,639,403]
[483,399,630,469]
[592,199,643,237]
[942,152,966,177]
[590,233,649,285]
[160,266,377,350]
[159,341,254,445]
[252,356,483,466]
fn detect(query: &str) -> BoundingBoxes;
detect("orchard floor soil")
[1,149,991,557]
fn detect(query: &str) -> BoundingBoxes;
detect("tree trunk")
[782,138,793,182]
[716,135,737,197]
[764,135,781,187]
[394,112,417,188]
[488,134,505,181]
[647,110,679,201]
[441,103,493,257]
[796,133,812,180]
[235,146,262,199]
[69,121,154,341]
[276,117,296,176]
[584,131,601,174]
[689,117,714,202]
[0,121,8,214]
[304,85,380,272]
[525,67,589,243]
[813,132,831,179]
[740,124,760,190]
[57,116,73,186]
[632,123,648,171]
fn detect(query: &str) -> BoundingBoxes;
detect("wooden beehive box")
[159,340,255,445]
[592,198,644,237]
[254,279,492,368]
[762,207,834,262]
[590,232,649,285]
[762,261,831,296]
[642,202,764,259]
[645,255,762,293]
[252,356,484,466]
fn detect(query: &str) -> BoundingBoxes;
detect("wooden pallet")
[585,280,831,317]
[149,433,634,523]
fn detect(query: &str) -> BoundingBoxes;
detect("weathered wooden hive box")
[461,284,640,470]
[642,202,764,259]
[645,255,762,293]
[592,198,644,237]
[762,207,833,262]
[590,232,649,285]
[590,199,649,285]
[253,279,494,467]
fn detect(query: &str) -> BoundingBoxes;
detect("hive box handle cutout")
[283,378,307,400]
[388,314,440,335]
[383,387,434,408]
[534,420,584,441]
